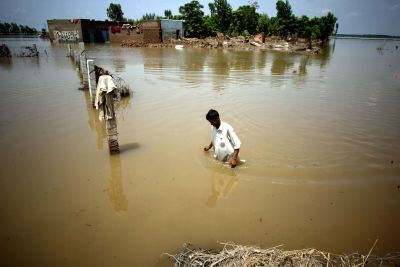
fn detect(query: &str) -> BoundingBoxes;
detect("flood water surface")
[0,38,400,266]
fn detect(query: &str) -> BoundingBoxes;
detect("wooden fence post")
[106,114,119,153]
[79,42,88,89]
[86,59,96,107]
[105,92,119,153]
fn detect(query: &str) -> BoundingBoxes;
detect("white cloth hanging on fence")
[95,75,117,121]
[95,75,117,109]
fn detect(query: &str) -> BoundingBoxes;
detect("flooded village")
[1,0,400,266]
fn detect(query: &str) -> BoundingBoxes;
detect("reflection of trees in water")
[206,50,268,91]
[298,55,310,76]
[142,48,166,70]
[139,46,333,89]
[270,43,332,77]
[271,55,294,75]
[0,58,12,70]
[106,154,128,213]
[230,51,259,70]
[255,51,268,70]
[316,41,333,69]
[181,48,206,72]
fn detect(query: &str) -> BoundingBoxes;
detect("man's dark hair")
[206,109,219,120]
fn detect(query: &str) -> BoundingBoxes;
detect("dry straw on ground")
[166,241,400,267]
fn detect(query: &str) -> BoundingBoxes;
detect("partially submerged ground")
[166,242,400,267]
[121,35,323,54]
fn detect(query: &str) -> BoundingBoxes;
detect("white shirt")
[211,121,241,162]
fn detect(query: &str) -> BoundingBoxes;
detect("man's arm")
[230,149,239,168]
[227,126,241,168]
[204,142,213,151]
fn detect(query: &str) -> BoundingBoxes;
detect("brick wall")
[47,19,82,42]
[109,29,144,43]
[143,29,161,43]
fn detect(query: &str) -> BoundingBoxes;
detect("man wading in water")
[203,109,241,168]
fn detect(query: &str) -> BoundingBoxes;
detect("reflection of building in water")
[206,167,238,208]
[105,154,128,213]
[112,58,126,73]
[142,48,167,70]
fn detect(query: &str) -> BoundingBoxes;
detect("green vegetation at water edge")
[0,22,38,35]
[109,0,338,43]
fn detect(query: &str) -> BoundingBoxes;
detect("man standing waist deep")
[204,109,241,168]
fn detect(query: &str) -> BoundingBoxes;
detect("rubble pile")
[121,35,322,54]
[121,40,148,48]
[16,44,39,57]
[0,44,11,57]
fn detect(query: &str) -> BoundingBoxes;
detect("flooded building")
[109,19,184,43]
[47,19,117,43]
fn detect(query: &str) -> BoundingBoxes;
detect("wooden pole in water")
[106,114,119,153]
[86,59,96,107]
[104,92,119,153]
[79,42,88,89]
[67,44,72,57]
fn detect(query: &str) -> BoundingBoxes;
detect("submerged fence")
[67,42,131,154]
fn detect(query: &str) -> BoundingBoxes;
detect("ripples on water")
[0,38,400,266]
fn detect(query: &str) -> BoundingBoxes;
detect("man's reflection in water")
[206,164,239,208]
[106,154,128,213]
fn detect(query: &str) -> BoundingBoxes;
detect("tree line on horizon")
[0,22,40,35]
[107,0,338,43]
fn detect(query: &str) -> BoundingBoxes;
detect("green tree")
[268,17,282,36]
[208,0,232,34]
[19,25,26,33]
[230,5,259,35]
[179,0,205,37]
[142,13,157,20]
[164,9,172,19]
[297,15,313,47]
[276,0,292,20]
[10,23,20,33]
[318,12,337,42]
[107,3,124,21]
[0,23,6,33]
[202,15,215,36]
[275,0,296,37]
[257,14,269,41]
[3,22,11,33]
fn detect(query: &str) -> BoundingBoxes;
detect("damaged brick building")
[47,19,118,43]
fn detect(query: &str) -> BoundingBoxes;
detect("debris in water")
[0,44,12,57]
[16,44,39,57]
[167,240,399,267]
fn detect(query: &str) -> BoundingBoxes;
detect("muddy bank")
[121,35,322,54]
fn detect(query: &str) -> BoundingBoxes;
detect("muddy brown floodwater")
[0,37,399,266]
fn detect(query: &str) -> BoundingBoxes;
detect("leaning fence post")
[105,94,120,153]
[87,59,96,107]
[79,42,88,89]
